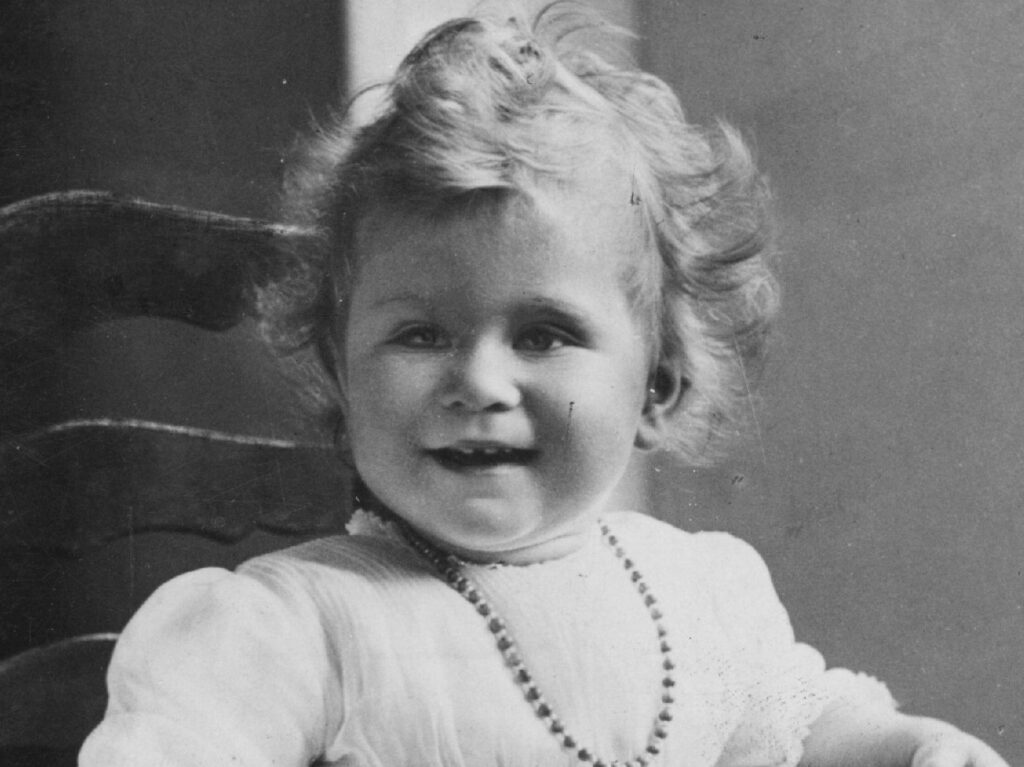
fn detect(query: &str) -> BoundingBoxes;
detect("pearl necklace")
[400,520,676,766]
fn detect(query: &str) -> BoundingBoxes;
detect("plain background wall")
[638,2,1024,762]
[2,0,339,216]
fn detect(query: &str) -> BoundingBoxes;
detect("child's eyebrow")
[371,292,427,310]
[518,296,593,327]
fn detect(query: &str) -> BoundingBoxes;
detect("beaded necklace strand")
[400,520,676,766]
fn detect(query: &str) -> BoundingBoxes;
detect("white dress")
[79,511,893,767]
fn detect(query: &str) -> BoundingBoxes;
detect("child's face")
[341,180,655,564]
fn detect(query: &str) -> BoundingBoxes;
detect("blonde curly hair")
[258,2,779,464]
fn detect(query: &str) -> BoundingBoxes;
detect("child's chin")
[427,513,594,565]
[420,507,538,553]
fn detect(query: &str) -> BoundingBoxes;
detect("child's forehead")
[357,160,649,253]
[348,176,656,324]
[352,203,647,307]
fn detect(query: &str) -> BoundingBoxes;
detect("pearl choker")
[399,520,675,766]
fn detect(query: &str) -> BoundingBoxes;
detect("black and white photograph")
[1,2,1021,765]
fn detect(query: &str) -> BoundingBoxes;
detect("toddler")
[81,5,1009,767]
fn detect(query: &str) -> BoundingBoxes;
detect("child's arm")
[80,566,337,766]
[801,699,1010,767]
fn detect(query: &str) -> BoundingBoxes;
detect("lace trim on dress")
[823,668,898,709]
[346,508,403,541]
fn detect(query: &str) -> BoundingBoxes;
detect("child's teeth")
[436,445,532,467]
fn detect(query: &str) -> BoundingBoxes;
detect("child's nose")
[439,338,521,412]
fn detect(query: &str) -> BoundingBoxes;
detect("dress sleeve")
[704,534,896,767]
[79,566,338,767]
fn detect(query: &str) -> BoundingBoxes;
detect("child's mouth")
[430,446,537,470]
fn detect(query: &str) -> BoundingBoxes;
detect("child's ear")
[635,360,689,451]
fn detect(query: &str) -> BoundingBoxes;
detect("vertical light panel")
[343,0,471,121]
[343,1,636,120]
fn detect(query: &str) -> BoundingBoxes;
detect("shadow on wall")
[639,2,1024,762]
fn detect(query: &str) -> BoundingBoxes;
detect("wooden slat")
[0,190,319,439]
[0,633,117,753]
[0,423,349,554]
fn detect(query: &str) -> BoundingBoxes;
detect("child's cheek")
[541,371,642,449]
[364,355,444,428]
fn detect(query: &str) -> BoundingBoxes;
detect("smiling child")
[81,5,1009,767]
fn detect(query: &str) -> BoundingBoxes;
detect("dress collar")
[344,508,604,570]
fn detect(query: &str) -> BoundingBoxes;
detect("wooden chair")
[0,634,117,766]
[0,191,351,761]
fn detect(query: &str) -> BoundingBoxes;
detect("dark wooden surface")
[0,190,318,438]
[0,189,345,547]
[0,633,117,765]
[0,191,347,659]
[1,423,348,554]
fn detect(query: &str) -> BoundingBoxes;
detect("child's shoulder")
[240,529,422,586]
[123,534,414,630]
[608,511,776,596]
[608,511,766,565]
[610,512,790,639]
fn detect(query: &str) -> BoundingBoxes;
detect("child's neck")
[424,526,598,566]
[351,477,597,565]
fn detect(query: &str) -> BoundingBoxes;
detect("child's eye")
[390,325,448,349]
[516,326,574,353]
